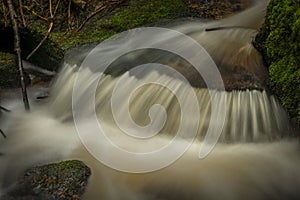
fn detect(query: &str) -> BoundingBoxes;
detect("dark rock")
[1,160,91,200]
[0,25,64,71]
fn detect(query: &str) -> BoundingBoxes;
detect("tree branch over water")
[7,0,30,111]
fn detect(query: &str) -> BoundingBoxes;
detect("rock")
[0,25,64,72]
[254,0,300,123]
[1,160,91,200]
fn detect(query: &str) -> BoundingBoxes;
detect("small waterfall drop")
[47,65,291,142]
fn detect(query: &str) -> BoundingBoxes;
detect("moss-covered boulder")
[0,26,64,71]
[255,0,300,123]
[2,160,91,200]
[0,26,63,88]
[49,0,251,50]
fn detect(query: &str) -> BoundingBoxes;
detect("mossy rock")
[20,28,64,71]
[255,0,300,123]
[2,160,91,200]
[50,0,250,50]
[0,25,63,88]
[0,25,64,71]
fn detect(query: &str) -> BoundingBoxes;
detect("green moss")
[48,0,250,52]
[7,160,92,200]
[100,0,187,31]
[51,0,188,50]
[269,56,300,119]
[255,0,300,122]
[0,52,19,88]
[0,52,15,64]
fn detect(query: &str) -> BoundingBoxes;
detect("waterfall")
[1,0,300,199]
[47,66,290,142]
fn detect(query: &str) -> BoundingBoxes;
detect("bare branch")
[7,0,30,111]
[1,0,9,27]
[68,0,72,30]
[53,0,60,16]
[75,3,106,32]
[26,21,54,60]
[18,0,26,27]
[49,0,53,18]
[0,129,6,139]
[23,6,48,21]
[0,106,11,112]
[26,0,60,60]
[75,0,127,32]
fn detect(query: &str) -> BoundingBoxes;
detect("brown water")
[1,0,300,199]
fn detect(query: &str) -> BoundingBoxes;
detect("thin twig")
[23,6,48,21]
[32,0,44,11]
[18,0,26,27]
[75,0,126,32]
[1,0,9,27]
[53,0,60,16]
[0,106,11,112]
[75,3,106,32]
[68,0,72,30]
[26,0,60,60]
[0,129,7,139]
[26,22,53,60]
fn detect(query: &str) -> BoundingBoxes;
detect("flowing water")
[1,0,300,199]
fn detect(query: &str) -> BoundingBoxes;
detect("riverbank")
[254,0,300,123]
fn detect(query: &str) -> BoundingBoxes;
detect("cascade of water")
[47,66,291,142]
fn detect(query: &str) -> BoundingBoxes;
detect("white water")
[1,0,300,199]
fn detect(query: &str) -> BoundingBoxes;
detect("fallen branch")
[0,129,7,139]
[23,60,56,76]
[36,95,49,100]
[205,26,248,32]
[0,106,11,112]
